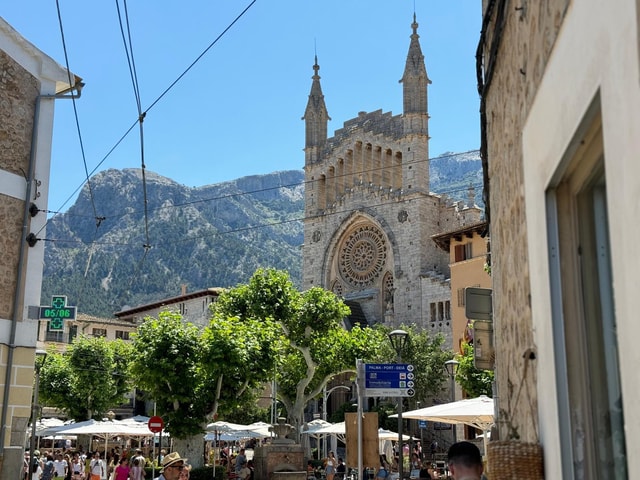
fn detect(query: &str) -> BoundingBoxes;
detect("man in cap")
[157,452,188,480]
[447,441,483,480]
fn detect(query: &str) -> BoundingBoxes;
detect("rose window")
[339,225,387,287]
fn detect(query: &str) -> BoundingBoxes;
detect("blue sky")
[3,1,481,213]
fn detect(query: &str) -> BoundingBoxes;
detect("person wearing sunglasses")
[157,452,188,480]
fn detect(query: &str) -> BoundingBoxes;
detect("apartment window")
[115,330,130,340]
[68,325,78,344]
[454,242,472,262]
[92,328,107,338]
[457,288,465,307]
[547,108,626,478]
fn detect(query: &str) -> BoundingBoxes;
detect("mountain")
[41,151,482,317]
[42,169,306,316]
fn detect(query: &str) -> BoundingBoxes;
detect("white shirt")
[31,464,43,480]
[90,458,104,475]
[54,459,68,477]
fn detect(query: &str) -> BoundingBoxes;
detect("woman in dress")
[130,457,144,480]
[324,452,337,480]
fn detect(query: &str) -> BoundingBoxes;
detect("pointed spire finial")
[412,13,418,35]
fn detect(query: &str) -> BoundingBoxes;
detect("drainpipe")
[0,81,83,460]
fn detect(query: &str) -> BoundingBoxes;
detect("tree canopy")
[39,335,133,420]
[455,341,494,397]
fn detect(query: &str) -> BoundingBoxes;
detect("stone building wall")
[0,18,76,478]
[0,49,38,319]
[481,0,569,442]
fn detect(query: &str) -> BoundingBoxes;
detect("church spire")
[399,13,431,118]
[303,55,330,156]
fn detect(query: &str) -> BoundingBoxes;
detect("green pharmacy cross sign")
[39,295,77,331]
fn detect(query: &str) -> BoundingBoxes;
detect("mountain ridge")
[42,151,482,317]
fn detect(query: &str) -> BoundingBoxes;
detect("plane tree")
[129,309,280,465]
[212,268,387,436]
[38,335,134,420]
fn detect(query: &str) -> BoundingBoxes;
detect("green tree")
[455,342,494,397]
[129,309,280,465]
[212,268,387,436]
[129,311,206,438]
[39,336,134,420]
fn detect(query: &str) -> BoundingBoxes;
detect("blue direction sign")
[39,295,76,331]
[364,363,415,397]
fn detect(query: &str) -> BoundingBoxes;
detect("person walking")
[446,442,483,480]
[130,457,144,480]
[235,448,247,477]
[71,453,84,480]
[113,457,130,480]
[324,452,337,480]
[89,452,105,480]
[31,451,43,480]
[42,454,56,480]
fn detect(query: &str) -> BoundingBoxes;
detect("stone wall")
[482,0,569,442]
[0,49,38,318]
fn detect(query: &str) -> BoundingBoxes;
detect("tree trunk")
[171,435,206,468]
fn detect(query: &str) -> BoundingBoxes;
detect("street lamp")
[322,384,350,457]
[389,329,409,480]
[29,350,47,464]
[444,359,459,443]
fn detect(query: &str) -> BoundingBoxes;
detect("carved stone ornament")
[312,230,322,243]
[398,210,408,223]
[339,224,387,287]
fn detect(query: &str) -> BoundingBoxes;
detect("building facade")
[115,286,221,328]
[301,15,482,334]
[480,0,640,477]
[0,18,80,479]
[432,221,491,356]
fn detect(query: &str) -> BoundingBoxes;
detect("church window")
[338,224,387,287]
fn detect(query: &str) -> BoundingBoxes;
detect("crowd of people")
[23,438,484,480]
[23,447,194,480]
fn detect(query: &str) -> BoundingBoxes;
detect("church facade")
[301,15,482,333]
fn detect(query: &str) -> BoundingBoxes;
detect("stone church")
[301,15,482,333]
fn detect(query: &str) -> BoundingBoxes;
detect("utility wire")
[54,0,105,300]
[55,0,100,223]
[41,1,258,233]
[38,177,484,250]
[39,149,482,222]
[116,0,151,252]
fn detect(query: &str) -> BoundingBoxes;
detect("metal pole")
[444,360,459,446]
[29,365,40,462]
[29,350,46,467]
[397,352,403,480]
[323,385,327,459]
[356,360,363,480]
[450,374,457,444]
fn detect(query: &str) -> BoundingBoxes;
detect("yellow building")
[432,221,491,355]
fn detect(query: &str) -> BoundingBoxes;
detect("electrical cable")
[41,1,259,233]
[37,175,484,251]
[36,149,482,223]
[116,0,152,253]
[55,0,101,223]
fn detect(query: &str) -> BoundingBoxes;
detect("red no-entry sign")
[148,415,164,433]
